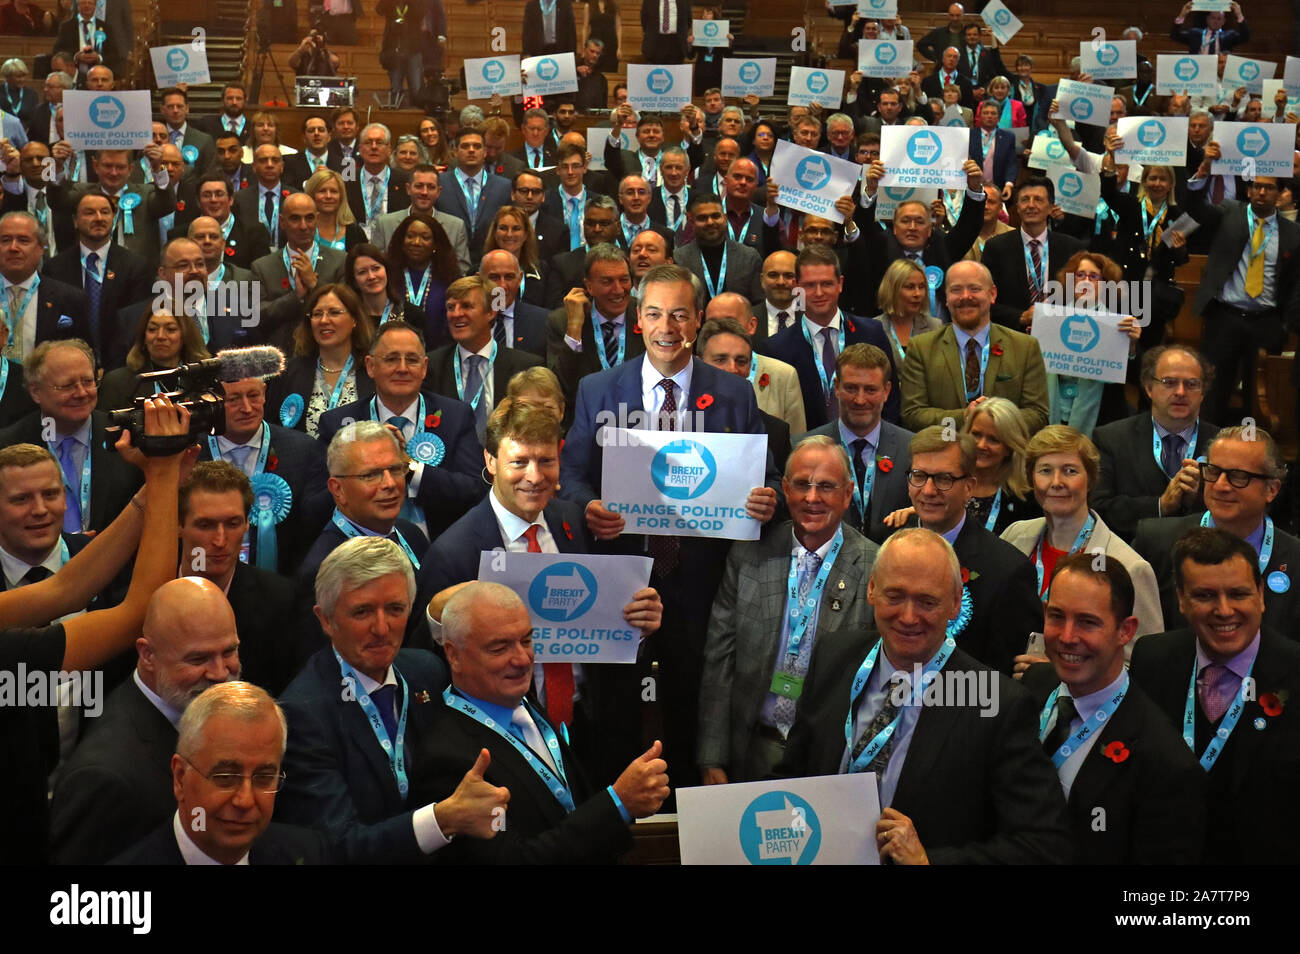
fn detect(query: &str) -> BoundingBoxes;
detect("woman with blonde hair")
[872,258,940,367]
[961,396,1041,535]
[482,205,545,307]
[985,76,1028,127]
[303,167,367,252]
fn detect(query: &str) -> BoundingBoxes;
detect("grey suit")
[250,247,347,344]
[368,207,471,277]
[799,419,914,543]
[698,519,878,782]
[673,239,764,306]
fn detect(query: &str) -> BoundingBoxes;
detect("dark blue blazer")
[111,820,335,865]
[510,301,549,358]
[968,126,1019,190]
[764,313,899,430]
[434,171,513,263]
[0,358,35,429]
[317,390,487,540]
[276,646,448,864]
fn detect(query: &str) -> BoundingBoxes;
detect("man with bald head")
[478,248,548,357]
[721,158,764,256]
[189,215,254,287]
[50,577,243,864]
[232,144,291,250]
[628,229,671,281]
[84,64,114,90]
[759,250,798,342]
[701,296,805,434]
[250,192,347,342]
[696,137,739,201]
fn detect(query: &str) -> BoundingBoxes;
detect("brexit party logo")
[535,58,560,82]
[738,61,761,84]
[1237,126,1270,157]
[702,20,720,39]
[1057,172,1084,199]
[482,59,506,84]
[166,47,189,71]
[874,43,898,67]
[89,95,126,129]
[1095,44,1120,67]
[906,129,942,165]
[650,438,717,500]
[1174,57,1200,82]
[1068,97,1094,121]
[884,186,916,201]
[1238,60,1260,83]
[805,70,830,95]
[865,0,889,9]
[1136,120,1166,149]
[648,68,675,95]
[739,791,821,865]
[528,562,599,623]
[1044,139,1067,161]
[795,155,832,191]
[1060,311,1101,353]
[993,7,1012,25]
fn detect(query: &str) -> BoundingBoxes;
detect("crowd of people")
[0,0,1296,868]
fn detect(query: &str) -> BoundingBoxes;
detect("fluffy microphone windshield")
[214,346,286,382]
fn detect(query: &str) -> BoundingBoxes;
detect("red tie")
[525,525,576,728]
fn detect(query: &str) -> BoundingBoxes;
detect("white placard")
[150,44,210,86]
[770,139,861,224]
[586,126,635,170]
[880,124,969,189]
[521,52,579,96]
[1028,132,1073,170]
[1161,212,1200,246]
[626,63,693,112]
[1156,54,1219,97]
[1045,165,1100,218]
[63,90,152,150]
[600,429,768,541]
[677,774,881,865]
[1285,57,1300,97]
[981,0,1023,45]
[787,67,845,108]
[721,57,776,98]
[1222,55,1276,97]
[1190,0,1232,10]
[1115,116,1189,167]
[876,184,938,221]
[940,105,967,128]
[475,551,651,663]
[1079,39,1137,81]
[857,0,898,16]
[1051,78,1114,128]
[464,55,523,99]
[1211,122,1294,177]
[1032,305,1130,384]
[692,19,729,48]
[1262,80,1298,115]
[858,40,913,79]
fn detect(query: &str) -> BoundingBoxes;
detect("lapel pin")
[830,598,842,612]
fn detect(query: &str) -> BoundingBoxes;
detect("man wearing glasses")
[1094,345,1221,540]
[112,681,334,865]
[0,338,139,533]
[1134,425,1297,629]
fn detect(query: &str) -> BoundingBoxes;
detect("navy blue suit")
[508,301,549,358]
[317,391,487,541]
[969,126,1019,190]
[434,171,513,265]
[277,646,448,864]
[764,314,900,430]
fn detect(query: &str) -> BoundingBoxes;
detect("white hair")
[176,682,288,759]
[440,581,525,649]
[326,420,403,476]
[314,536,416,619]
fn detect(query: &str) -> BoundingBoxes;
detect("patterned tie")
[83,251,102,348]
[1161,433,1186,478]
[464,354,488,439]
[368,176,382,218]
[772,550,822,734]
[227,444,254,475]
[531,147,541,169]
[170,128,183,148]
[1245,217,1266,298]
[57,436,83,532]
[1041,695,1078,756]
[525,524,577,728]
[777,310,790,331]
[648,380,682,576]
[820,327,838,416]
[369,684,400,742]
[661,0,670,31]
[492,313,508,349]
[851,438,869,504]
[601,319,618,365]
[1197,664,1235,723]
[964,337,981,398]
[1028,238,1044,302]
[3,285,21,360]
[850,687,901,777]
[465,176,480,220]
[1210,174,1225,205]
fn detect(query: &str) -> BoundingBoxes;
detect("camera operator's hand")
[288,247,319,298]
[113,396,196,470]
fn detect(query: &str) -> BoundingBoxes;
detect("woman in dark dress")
[386,212,459,349]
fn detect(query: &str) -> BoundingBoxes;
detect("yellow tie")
[1245,217,1266,298]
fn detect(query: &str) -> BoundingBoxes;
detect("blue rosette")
[280,393,304,428]
[407,431,445,467]
[181,144,199,165]
[249,472,292,571]
[946,585,974,640]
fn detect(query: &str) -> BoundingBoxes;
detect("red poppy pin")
[281,277,290,289]
[416,690,432,704]
[991,343,1004,357]
[959,566,981,584]
[846,318,856,333]
[758,372,770,389]
[240,180,248,189]
[225,246,236,257]
[877,455,893,473]
[632,321,641,334]
[1103,741,1130,764]
[267,452,279,473]
[696,393,714,410]
[176,200,185,212]
[105,271,115,281]
[281,187,291,198]
[1260,692,1285,718]
[562,520,574,541]
[426,410,441,429]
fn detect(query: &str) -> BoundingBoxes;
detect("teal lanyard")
[842,436,876,519]
[1183,654,1253,771]
[844,637,956,774]
[1034,513,1096,597]
[799,315,845,402]
[335,650,410,799]
[728,213,752,245]
[785,527,843,659]
[1037,674,1129,769]
[331,508,422,568]
[282,243,319,283]
[453,341,498,410]
[206,422,270,475]
[661,187,685,230]
[364,168,391,221]
[317,353,355,410]
[1151,419,1198,475]
[982,487,1003,532]
[404,266,432,307]
[961,334,991,401]
[702,244,729,298]
[1200,512,1273,574]
[595,314,626,370]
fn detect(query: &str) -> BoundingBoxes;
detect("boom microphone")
[137,345,287,387]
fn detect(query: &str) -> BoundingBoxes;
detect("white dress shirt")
[640,354,693,428]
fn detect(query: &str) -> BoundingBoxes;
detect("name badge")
[770,671,804,700]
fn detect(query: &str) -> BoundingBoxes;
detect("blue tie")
[370,684,400,742]
[567,197,581,249]
[226,444,254,474]
[57,436,83,532]
[83,251,102,348]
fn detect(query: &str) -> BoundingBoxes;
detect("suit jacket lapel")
[759,529,790,638]
[939,325,965,402]
[986,325,1006,395]
[894,694,961,803]
[1068,687,1140,810]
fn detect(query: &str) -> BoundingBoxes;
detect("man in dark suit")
[231,145,295,250]
[409,581,669,863]
[1130,528,1300,864]
[1093,345,1219,540]
[344,123,412,233]
[904,428,1043,674]
[435,128,513,266]
[645,147,695,247]
[916,5,966,62]
[969,102,1019,196]
[674,194,764,309]
[1183,161,1299,425]
[921,47,976,109]
[42,192,151,368]
[560,263,782,790]
[3,142,73,257]
[49,577,242,864]
[0,340,140,534]
[318,321,485,541]
[278,536,511,864]
[511,170,567,266]
[171,175,272,269]
[1133,425,1298,630]
[425,276,543,440]
[980,176,1087,330]
[160,87,216,178]
[52,150,176,264]
[1170,5,1251,54]
[694,314,794,464]
[479,117,527,183]
[776,528,1072,863]
[479,250,547,358]
[640,0,692,64]
[698,435,878,784]
[545,243,644,421]
[765,245,899,431]
[603,106,706,187]
[511,108,559,171]
[799,344,912,543]
[542,195,622,309]
[210,131,255,197]
[192,84,252,144]
[282,115,331,188]
[0,212,89,360]
[956,22,1007,100]
[0,443,93,596]
[521,0,577,57]
[55,0,127,82]
[1024,553,1206,864]
[324,107,361,174]
[112,682,334,865]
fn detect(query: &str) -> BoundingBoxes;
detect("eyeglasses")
[1072,270,1103,281]
[906,469,968,490]
[311,307,350,320]
[180,755,285,793]
[376,353,426,368]
[47,376,97,393]
[1200,463,1275,488]
[333,464,409,485]
[1153,377,1203,392]
[788,479,844,496]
